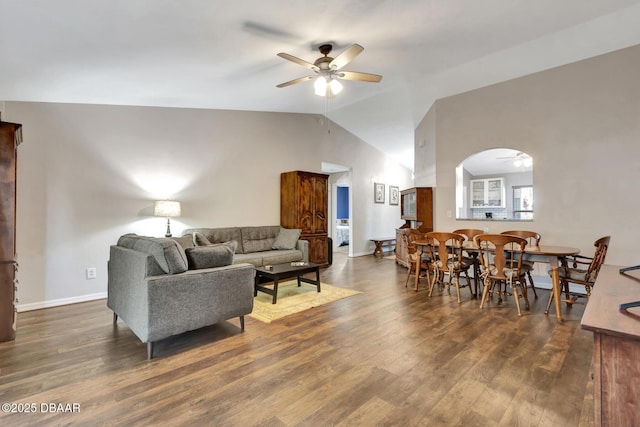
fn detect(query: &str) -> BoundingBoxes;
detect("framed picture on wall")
[389,186,399,205]
[374,182,385,203]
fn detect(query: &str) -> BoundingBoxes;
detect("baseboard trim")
[16,292,107,312]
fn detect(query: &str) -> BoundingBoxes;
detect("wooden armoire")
[0,117,22,342]
[280,171,329,266]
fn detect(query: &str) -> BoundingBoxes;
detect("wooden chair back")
[425,232,466,273]
[453,229,484,242]
[584,236,611,282]
[501,230,541,248]
[402,229,426,256]
[476,234,527,281]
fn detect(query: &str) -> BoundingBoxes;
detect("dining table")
[413,240,580,322]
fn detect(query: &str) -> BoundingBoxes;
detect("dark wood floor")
[0,253,594,426]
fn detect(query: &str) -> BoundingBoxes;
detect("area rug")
[249,280,362,323]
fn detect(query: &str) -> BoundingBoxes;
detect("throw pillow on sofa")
[171,234,195,250]
[185,241,236,270]
[272,227,301,250]
[193,231,238,251]
[193,231,212,246]
[117,234,188,274]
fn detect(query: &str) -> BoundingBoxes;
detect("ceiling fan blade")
[276,76,315,88]
[329,44,364,70]
[277,53,319,71]
[336,71,382,83]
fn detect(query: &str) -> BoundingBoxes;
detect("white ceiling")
[2,1,640,170]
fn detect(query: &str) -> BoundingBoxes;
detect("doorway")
[322,162,352,257]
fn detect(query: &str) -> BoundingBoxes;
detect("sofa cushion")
[117,234,188,274]
[262,249,304,265]
[185,242,235,270]
[172,234,195,250]
[241,226,280,253]
[233,253,265,267]
[272,227,301,250]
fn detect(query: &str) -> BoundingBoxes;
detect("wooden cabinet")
[397,187,433,266]
[0,118,21,342]
[470,177,505,208]
[280,171,329,266]
[400,187,433,230]
[581,265,640,426]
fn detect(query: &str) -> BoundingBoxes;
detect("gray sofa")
[183,225,308,267]
[107,234,255,359]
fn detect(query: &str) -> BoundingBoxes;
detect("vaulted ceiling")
[2,0,640,170]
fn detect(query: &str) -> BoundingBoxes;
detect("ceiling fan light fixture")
[330,79,343,95]
[513,153,533,168]
[277,43,381,97]
[314,76,328,96]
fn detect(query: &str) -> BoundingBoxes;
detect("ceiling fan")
[497,151,533,167]
[276,43,382,97]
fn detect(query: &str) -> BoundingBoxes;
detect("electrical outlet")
[86,267,97,279]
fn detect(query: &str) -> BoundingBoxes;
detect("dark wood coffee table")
[254,262,320,304]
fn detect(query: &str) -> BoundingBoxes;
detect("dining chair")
[476,234,530,316]
[453,229,484,297]
[545,236,610,312]
[501,230,541,299]
[401,230,431,291]
[425,232,473,304]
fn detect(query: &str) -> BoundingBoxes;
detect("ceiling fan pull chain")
[325,96,331,134]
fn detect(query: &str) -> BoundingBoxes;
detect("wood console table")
[369,238,395,258]
[581,264,640,426]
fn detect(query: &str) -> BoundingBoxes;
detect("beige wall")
[415,44,640,266]
[6,102,412,309]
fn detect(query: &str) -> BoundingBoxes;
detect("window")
[513,185,534,220]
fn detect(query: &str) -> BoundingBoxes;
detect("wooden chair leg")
[454,274,462,304]
[239,315,245,331]
[474,261,482,297]
[464,270,474,299]
[428,270,438,298]
[545,287,554,314]
[113,313,118,324]
[147,342,154,360]
[520,279,530,310]
[512,285,523,316]
[527,271,538,298]
[423,266,431,290]
[563,280,572,306]
[479,277,492,309]
[405,259,416,288]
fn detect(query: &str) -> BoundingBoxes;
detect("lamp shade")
[154,200,181,218]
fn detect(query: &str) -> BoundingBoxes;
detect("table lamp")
[154,200,181,237]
